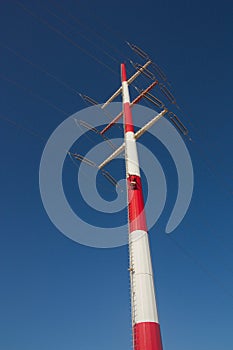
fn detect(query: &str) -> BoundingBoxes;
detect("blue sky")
[0,0,233,349]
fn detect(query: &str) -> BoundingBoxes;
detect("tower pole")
[121,63,163,350]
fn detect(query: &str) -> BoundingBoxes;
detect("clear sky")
[0,0,233,349]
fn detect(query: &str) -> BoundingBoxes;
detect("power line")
[14,0,118,76]
[167,235,233,301]
[0,112,46,142]
[0,43,80,95]
[0,72,69,116]
[40,1,120,65]
[48,0,128,62]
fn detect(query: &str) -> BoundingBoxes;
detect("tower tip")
[121,63,127,82]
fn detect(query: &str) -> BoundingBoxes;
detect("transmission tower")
[75,45,189,349]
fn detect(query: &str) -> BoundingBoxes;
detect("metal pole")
[121,63,163,350]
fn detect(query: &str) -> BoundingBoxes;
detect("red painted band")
[121,63,127,82]
[133,322,163,350]
[127,175,147,232]
[124,102,134,132]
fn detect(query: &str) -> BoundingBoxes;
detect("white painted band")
[125,131,140,177]
[129,229,159,324]
[122,81,130,103]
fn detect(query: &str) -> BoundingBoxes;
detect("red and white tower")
[121,63,163,350]
[77,59,167,349]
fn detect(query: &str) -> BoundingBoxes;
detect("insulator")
[151,63,168,82]
[79,120,116,150]
[134,86,141,94]
[168,112,188,136]
[159,84,176,104]
[134,63,155,80]
[79,120,99,134]
[80,94,99,106]
[144,92,164,109]
[130,61,155,80]
[127,42,150,60]
[72,154,97,167]
[101,169,118,187]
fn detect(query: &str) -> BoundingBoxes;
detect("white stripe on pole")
[125,131,140,176]
[130,229,159,324]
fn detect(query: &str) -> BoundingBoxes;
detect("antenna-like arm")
[98,109,167,169]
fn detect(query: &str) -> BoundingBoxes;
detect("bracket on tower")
[71,108,168,173]
[75,55,190,193]
[98,109,168,169]
[130,61,156,80]
[101,60,152,110]
[69,152,120,188]
[100,81,158,135]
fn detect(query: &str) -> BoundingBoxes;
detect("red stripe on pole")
[134,322,163,350]
[124,103,134,132]
[121,63,127,82]
[127,175,147,232]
